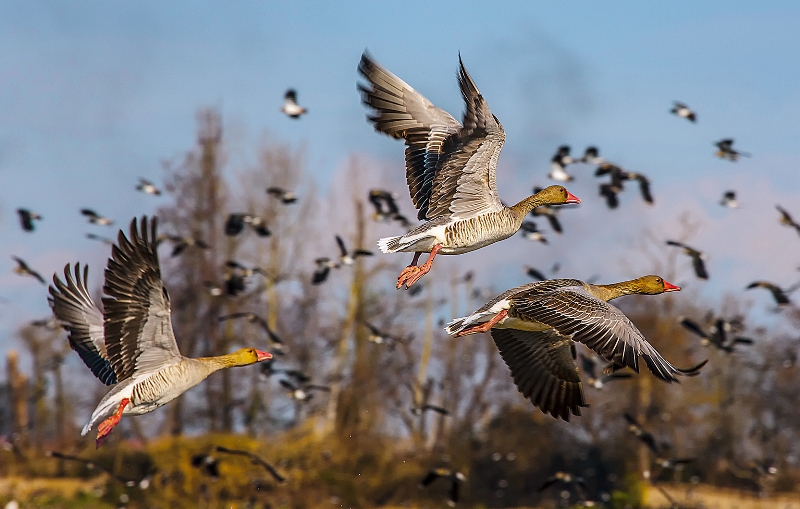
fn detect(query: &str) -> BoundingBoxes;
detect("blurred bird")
[218,312,284,346]
[136,178,161,196]
[191,453,221,479]
[364,322,408,346]
[776,205,800,236]
[312,257,339,284]
[214,446,286,483]
[579,146,604,165]
[625,172,653,204]
[524,266,547,281]
[549,145,575,182]
[86,233,115,245]
[225,260,266,279]
[266,186,298,204]
[715,139,750,161]
[336,235,373,265]
[720,191,739,208]
[281,89,307,119]
[31,315,60,330]
[225,213,271,237]
[670,101,696,122]
[580,354,633,388]
[158,234,210,257]
[419,468,466,507]
[368,189,412,227]
[411,404,449,416]
[279,379,330,402]
[624,413,659,454]
[16,209,42,232]
[596,164,652,206]
[259,360,310,383]
[599,182,622,209]
[666,240,708,280]
[12,256,45,284]
[746,281,796,306]
[679,316,754,352]
[81,209,113,226]
[539,471,587,493]
[519,221,547,243]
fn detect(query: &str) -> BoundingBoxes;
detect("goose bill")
[256,350,273,362]
[663,281,681,292]
[565,191,581,204]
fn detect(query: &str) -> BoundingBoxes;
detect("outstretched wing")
[510,286,702,382]
[358,53,462,220]
[491,328,586,420]
[425,56,506,220]
[102,217,181,382]
[49,263,117,385]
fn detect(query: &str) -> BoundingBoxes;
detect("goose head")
[628,275,681,294]
[226,348,273,367]
[536,185,581,205]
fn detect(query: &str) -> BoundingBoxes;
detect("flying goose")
[776,205,800,236]
[410,404,449,416]
[623,413,659,454]
[81,209,114,226]
[16,209,42,232]
[715,139,750,161]
[312,257,339,284]
[266,186,298,204]
[580,353,633,388]
[12,256,45,284]
[549,145,575,182]
[519,221,547,243]
[218,312,284,346]
[86,233,115,245]
[136,178,161,196]
[670,101,696,122]
[666,240,708,280]
[746,280,795,306]
[358,52,580,289]
[214,446,286,483]
[364,321,408,346]
[579,146,604,165]
[368,189,412,227]
[279,378,330,401]
[720,191,739,208]
[446,276,704,420]
[281,89,307,119]
[419,468,466,507]
[158,234,210,257]
[48,217,272,446]
[225,213,271,237]
[679,316,753,352]
[336,235,373,265]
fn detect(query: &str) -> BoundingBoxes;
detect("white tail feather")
[377,235,403,254]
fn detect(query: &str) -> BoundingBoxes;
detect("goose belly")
[441,215,517,254]
[127,365,204,415]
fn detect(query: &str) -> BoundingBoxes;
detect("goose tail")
[377,235,403,254]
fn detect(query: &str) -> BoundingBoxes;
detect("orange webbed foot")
[396,266,422,289]
[96,398,129,448]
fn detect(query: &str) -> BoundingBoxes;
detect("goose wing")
[491,328,586,420]
[358,53,462,220]
[425,56,506,220]
[510,286,700,382]
[49,263,117,385]
[102,217,181,382]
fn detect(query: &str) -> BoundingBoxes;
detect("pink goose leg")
[399,244,442,289]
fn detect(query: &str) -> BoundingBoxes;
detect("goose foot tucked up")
[454,310,508,337]
[397,245,441,289]
[96,398,129,448]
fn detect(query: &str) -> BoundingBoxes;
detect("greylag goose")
[336,235,373,265]
[715,138,750,161]
[279,378,330,401]
[158,233,209,257]
[281,89,307,119]
[579,146,604,165]
[519,220,547,243]
[369,189,412,227]
[266,186,298,204]
[549,145,575,182]
[776,205,800,236]
[81,208,113,226]
[225,213,271,237]
[410,404,449,416]
[665,240,708,280]
[419,468,466,507]
[213,446,286,483]
[136,178,161,196]
[623,413,659,453]
[746,280,795,306]
[364,321,409,347]
[12,256,45,284]
[16,209,42,232]
[358,53,580,289]
[679,316,753,352]
[580,353,632,388]
[312,257,339,284]
[720,190,739,208]
[48,217,272,446]
[670,101,696,122]
[446,275,704,419]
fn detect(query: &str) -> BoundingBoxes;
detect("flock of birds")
[4,50,794,507]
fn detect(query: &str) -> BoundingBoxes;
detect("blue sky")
[1,1,800,359]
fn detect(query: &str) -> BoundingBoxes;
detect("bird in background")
[579,146,604,165]
[364,321,409,347]
[715,139,750,161]
[670,101,696,122]
[411,404,449,416]
[191,453,221,479]
[776,205,800,236]
[596,164,653,207]
[136,178,161,196]
[158,233,210,257]
[16,209,42,232]
[312,257,339,285]
[368,189,412,227]
[549,145,575,182]
[679,316,753,352]
[281,89,307,119]
[336,235,373,265]
[266,186,298,204]
[279,378,330,402]
[48,217,272,447]
[358,52,580,289]
[12,256,45,284]
[418,468,466,507]
[86,233,115,246]
[624,413,659,454]
[518,221,547,243]
[218,312,284,347]
[81,209,114,226]
[746,280,797,306]
[666,240,709,280]
[225,213,271,237]
[720,190,739,208]
[580,353,633,389]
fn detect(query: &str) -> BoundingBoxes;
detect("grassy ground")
[645,483,800,509]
